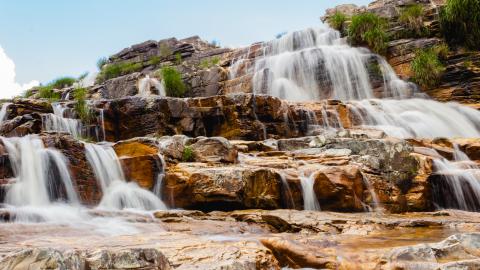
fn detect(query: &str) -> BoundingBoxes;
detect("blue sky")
[0,0,371,97]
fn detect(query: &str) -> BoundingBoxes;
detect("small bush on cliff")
[348,13,388,54]
[440,0,480,49]
[50,77,76,89]
[328,11,348,32]
[38,86,60,101]
[411,48,446,89]
[73,87,94,123]
[160,67,186,97]
[182,146,194,162]
[96,61,143,82]
[399,4,427,37]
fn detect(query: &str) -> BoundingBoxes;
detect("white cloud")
[0,46,39,99]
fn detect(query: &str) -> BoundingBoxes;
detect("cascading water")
[229,25,480,138]
[42,103,83,138]
[138,75,166,96]
[84,143,166,210]
[2,135,79,206]
[299,171,321,211]
[432,146,480,211]
[0,102,11,125]
[229,24,480,211]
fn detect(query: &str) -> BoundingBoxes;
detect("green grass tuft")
[160,66,186,97]
[440,0,480,49]
[399,4,427,37]
[73,87,94,123]
[348,13,389,54]
[411,48,446,89]
[182,146,194,162]
[328,11,348,32]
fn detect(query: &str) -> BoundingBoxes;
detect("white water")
[138,75,166,96]
[2,135,79,206]
[42,103,83,138]
[299,171,321,211]
[229,25,480,139]
[84,143,166,211]
[0,102,11,126]
[432,146,480,211]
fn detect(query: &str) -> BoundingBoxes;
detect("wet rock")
[114,138,163,190]
[164,163,282,210]
[0,114,43,137]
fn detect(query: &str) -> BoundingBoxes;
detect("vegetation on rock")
[348,13,388,54]
[328,11,348,32]
[73,87,94,123]
[37,85,60,101]
[199,56,220,69]
[182,145,194,162]
[399,4,427,37]
[440,0,480,49]
[96,61,143,83]
[411,47,446,89]
[161,66,186,97]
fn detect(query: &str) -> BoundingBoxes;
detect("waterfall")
[279,172,295,209]
[299,171,321,211]
[432,146,480,211]
[2,135,79,206]
[348,99,480,139]
[138,75,166,96]
[229,26,480,138]
[84,143,167,210]
[153,154,166,198]
[0,102,11,126]
[42,103,83,138]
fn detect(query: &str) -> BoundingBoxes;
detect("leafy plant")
[348,13,389,54]
[399,4,426,37]
[182,146,194,162]
[328,11,348,32]
[23,89,34,98]
[411,48,446,89]
[73,87,94,123]
[160,66,186,97]
[440,0,480,49]
[97,57,108,70]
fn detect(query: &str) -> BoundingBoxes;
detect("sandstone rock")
[190,137,238,163]
[0,248,171,270]
[114,138,163,190]
[164,163,282,210]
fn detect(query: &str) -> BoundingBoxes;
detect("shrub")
[73,87,94,123]
[440,0,480,49]
[97,57,108,70]
[411,48,446,89]
[23,89,34,98]
[432,43,450,60]
[182,146,194,162]
[160,67,186,97]
[50,77,76,89]
[348,13,389,54]
[96,61,143,82]
[399,4,427,37]
[328,11,348,32]
[38,85,60,101]
[199,56,221,69]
